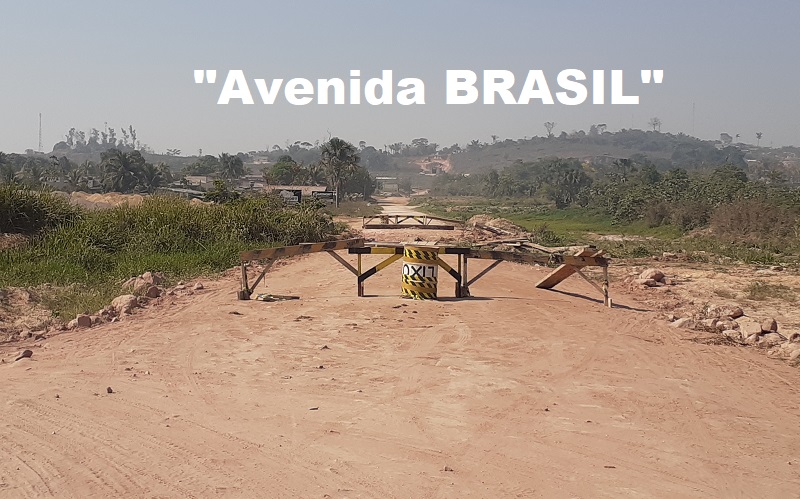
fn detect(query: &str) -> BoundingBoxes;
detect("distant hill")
[448,130,750,174]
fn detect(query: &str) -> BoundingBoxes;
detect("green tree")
[319,137,360,207]
[20,160,45,188]
[204,179,240,204]
[184,155,220,175]
[139,163,166,193]
[343,165,377,198]
[101,149,146,193]
[263,155,303,184]
[306,162,326,186]
[66,168,86,191]
[219,153,245,179]
[484,169,500,196]
[157,162,173,184]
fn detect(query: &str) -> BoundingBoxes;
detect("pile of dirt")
[64,191,145,210]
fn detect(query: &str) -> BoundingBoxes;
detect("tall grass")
[0,184,81,235]
[0,191,338,316]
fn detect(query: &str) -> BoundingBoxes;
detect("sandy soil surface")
[2,201,800,498]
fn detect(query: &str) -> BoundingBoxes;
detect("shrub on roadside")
[0,184,82,235]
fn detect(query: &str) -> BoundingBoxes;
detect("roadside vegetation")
[0,187,338,317]
[414,158,800,264]
[325,200,381,218]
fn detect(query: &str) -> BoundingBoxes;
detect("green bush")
[528,223,564,246]
[0,184,82,235]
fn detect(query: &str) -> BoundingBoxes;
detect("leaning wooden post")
[602,265,611,307]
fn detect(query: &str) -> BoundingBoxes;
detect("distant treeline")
[430,156,800,247]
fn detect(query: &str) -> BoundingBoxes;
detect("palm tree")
[101,149,145,193]
[66,168,86,191]
[306,162,326,186]
[81,160,98,176]
[138,163,165,193]
[157,162,173,184]
[319,138,360,207]
[218,153,245,179]
[18,160,45,187]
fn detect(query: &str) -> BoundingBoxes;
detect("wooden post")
[238,263,250,300]
[357,253,364,297]
[603,265,611,307]
[462,255,469,297]
[456,254,463,298]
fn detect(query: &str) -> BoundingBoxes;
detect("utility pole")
[38,113,42,152]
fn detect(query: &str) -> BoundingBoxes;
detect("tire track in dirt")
[8,400,202,498]
[0,437,58,498]
[99,297,374,497]
[3,417,147,497]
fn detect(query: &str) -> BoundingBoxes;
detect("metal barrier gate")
[238,239,611,306]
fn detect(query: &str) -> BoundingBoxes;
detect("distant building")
[266,185,329,196]
[376,176,399,192]
[160,187,205,200]
[184,175,216,188]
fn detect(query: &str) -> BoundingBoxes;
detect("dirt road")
[2,213,799,497]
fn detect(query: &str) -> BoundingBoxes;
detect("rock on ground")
[761,318,778,333]
[720,306,744,319]
[76,314,92,328]
[768,341,800,363]
[758,332,785,348]
[670,318,695,329]
[736,317,763,337]
[639,268,665,282]
[716,320,737,332]
[111,295,139,314]
[700,318,718,329]
[122,271,165,294]
[743,333,761,345]
[722,330,743,342]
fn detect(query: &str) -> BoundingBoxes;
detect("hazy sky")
[2,1,799,155]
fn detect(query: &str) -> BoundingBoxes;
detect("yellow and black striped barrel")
[401,246,438,299]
